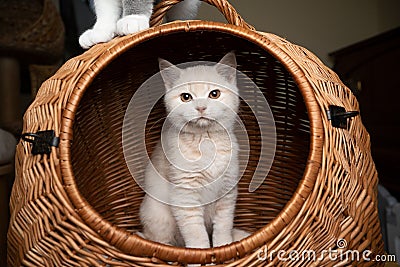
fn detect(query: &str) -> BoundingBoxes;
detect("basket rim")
[59,20,323,264]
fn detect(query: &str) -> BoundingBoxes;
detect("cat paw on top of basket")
[79,0,201,48]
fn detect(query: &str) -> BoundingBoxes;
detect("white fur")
[79,0,120,48]
[79,0,201,48]
[116,14,150,35]
[139,52,250,249]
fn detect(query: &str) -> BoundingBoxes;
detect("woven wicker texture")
[8,0,384,266]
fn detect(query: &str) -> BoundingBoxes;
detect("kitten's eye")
[180,93,192,102]
[209,89,221,99]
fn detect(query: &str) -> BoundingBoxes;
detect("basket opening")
[71,30,310,249]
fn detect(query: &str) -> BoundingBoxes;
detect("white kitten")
[139,52,249,249]
[79,0,201,49]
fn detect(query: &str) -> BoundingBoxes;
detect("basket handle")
[150,0,255,30]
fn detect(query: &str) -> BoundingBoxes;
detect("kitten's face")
[160,52,239,131]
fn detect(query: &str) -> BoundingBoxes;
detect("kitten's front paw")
[79,28,116,49]
[116,14,150,36]
[212,231,234,247]
[212,237,233,248]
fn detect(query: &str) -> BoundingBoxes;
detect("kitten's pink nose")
[196,106,207,113]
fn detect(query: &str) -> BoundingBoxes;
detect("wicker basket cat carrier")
[8,0,385,266]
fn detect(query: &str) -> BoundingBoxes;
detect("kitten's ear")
[215,51,237,84]
[159,58,181,89]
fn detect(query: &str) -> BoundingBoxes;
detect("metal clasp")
[21,130,59,155]
[327,105,359,129]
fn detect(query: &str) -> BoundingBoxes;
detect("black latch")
[21,130,59,155]
[327,105,359,129]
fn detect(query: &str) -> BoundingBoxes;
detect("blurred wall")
[198,0,400,66]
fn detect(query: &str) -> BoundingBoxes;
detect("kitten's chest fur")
[165,129,238,182]
[179,131,233,160]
